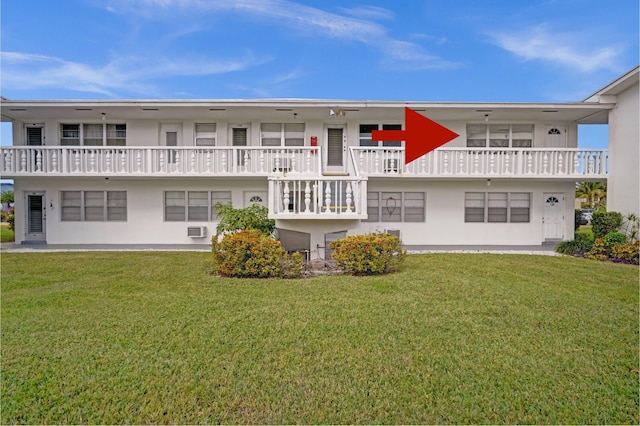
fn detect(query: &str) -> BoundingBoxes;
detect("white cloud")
[490,24,623,73]
[104,0,456,70]
[0,51,269,96]
[338,5,394,21]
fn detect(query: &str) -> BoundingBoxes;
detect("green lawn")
[1,252,638,424]
[0,223,14,242]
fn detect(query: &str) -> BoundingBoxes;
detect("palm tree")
[0,190,14,206]
[575,182,606,209]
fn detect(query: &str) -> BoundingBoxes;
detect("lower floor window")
[364,191,425,222]
[61,191,127,221]
[164,191,231,221]
[465,192,530,223]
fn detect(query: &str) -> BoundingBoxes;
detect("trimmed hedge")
[329,232,406,275]
[591,211,623,239]
[211,229,302,278]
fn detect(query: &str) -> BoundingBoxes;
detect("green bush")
[591,211,623,239]
[6,208,14,231]
[556,238,593,256]
[603,231,627,249]
[584,238,609,262]
[211,229,302,278]
[574,209,582,231]
[215,203,275,235]
[329,232,406,275]
[611,243,640,265]
[620,213,639,244]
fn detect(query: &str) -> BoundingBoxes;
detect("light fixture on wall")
[487,179,492,186]
[329,108,345,117]
[101,112,106,121]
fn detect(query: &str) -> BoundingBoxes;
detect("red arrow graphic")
[372,107,459,166]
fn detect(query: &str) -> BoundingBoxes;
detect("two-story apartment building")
[1,67,637,258]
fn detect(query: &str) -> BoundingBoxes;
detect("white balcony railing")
[1,146,608,179]
[350,147,608,178]
[0,146,321,177]
[268,176,368,219]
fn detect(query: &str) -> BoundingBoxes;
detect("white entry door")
[25,191,46,242]
[160,123,182,164]
[543,193,564,240]
[325,126,346,173]
[545,126,566,147]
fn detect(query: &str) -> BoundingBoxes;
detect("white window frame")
[464,192,531,223]
[61,190,127,221]
[195,123,217,146]
[59,123,126,146]
[466,124,533,148]
[359,123,403,148]
[260,123,305,147]
[364,191,425,223]
[164,191,232,222]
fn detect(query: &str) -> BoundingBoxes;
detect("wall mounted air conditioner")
[187,226,207,238]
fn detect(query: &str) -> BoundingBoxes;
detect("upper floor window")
[60,123,126,146]
[195,123,216,146]
[260,123,305,147]
[466,124,532,148]
[359,124,402,147]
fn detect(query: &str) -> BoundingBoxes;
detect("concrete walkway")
[0,242,560,255]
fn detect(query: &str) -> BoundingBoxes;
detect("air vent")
[187,226,207,238]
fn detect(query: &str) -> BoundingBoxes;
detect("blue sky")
[1,0,638,148]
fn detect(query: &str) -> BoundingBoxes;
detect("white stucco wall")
[13,177,269,245]
[607,82,640,217]
[13,177,575,251]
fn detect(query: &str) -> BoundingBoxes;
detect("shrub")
[211,229,302,278]
[329,232,406,275]
[556,232,595,256]
[6,208,14,231]
[215,203,275,235]
[611,243,640,265]
[603,231,627,249]
[574,209,582,230]
[591,211,623,239]
[584,238,609,262]
[556,239,593,256]
[620,213,639,244]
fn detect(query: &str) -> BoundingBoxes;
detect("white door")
[231,126,249,167]
[25,191,46,242]
[244,191,267,208]
[545,126,566,147]
[160,124,182,164]
[26,125,44,146]
[543,193,564,240]
[325,126,347,173]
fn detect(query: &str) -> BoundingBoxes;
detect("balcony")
[268,176,368,219]
[0,146,321,177]
[350,147,608,179]
[1,145,608,180]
